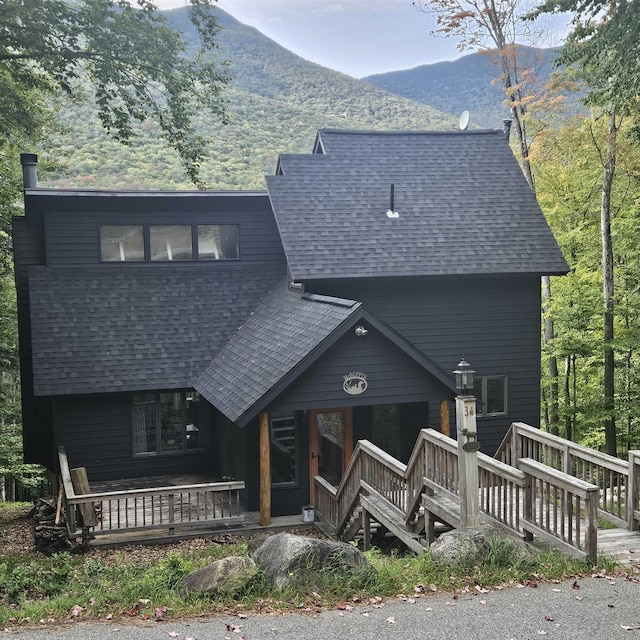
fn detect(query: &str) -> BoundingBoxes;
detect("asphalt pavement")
[6,575,640,640]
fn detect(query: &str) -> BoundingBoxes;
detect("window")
[198,225,239,260]
[99,224,240,262]
[150,225,193,261]
[270,414,297,485]
[100,225,144,261]
[132,391,201,456]
[473,376,508,416]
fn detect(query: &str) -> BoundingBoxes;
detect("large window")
[270,414,297,485]
[132,391,201,456]
[100,225,144,261]
[150,225,193,261]
[99,224,240,262]
[473,376,508,416]
[198,225,239,260]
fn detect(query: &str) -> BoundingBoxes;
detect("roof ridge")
[317,128,503,136]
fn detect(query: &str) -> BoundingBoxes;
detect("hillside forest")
[1,0,640,496]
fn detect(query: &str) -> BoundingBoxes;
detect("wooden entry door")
[309,408,353,501]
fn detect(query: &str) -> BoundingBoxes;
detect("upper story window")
[198,225,239,260]
[474,375,508,417]
[100,225,144,262]
[150,225,193,261]
[99,223,240,262]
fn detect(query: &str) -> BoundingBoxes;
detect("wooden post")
[456,395,479,527]
[585,486,598,564]
[440,400,450,437]
[259,412,271,526]
[628,451,639,531]
[523,473,534,541]
[363,511,371,551]
[70,467,99,527]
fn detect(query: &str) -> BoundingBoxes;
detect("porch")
[57,448,309,546]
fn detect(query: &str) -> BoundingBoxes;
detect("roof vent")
[386,183,399,218]
[502,119,513,140]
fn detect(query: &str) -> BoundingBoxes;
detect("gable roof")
[28,264,284,396]
[266,129,569,282]
[195,277,456,426]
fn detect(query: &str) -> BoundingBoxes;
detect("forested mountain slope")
[364,46,563,129]
[44,7,456,191]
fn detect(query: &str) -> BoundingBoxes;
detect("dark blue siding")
[310,275,542,453]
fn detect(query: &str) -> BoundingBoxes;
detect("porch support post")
[456,395,480,527]
[440,400,450,437]
[259,412,271,526]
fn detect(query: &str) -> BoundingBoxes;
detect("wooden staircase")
[313,423,640,563]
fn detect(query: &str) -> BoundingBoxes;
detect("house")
[13,128,568,520]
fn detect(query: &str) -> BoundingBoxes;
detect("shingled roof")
[28,264,284,396]
[195,277,458,426]
[195,278,361,425]
[266,129,569,282]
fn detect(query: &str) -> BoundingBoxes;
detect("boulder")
[429,524,533,567]
[253,533,372,590]
[180,556,258,596]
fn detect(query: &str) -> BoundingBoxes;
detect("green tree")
[532,0,640,455]
[1,0,230,187]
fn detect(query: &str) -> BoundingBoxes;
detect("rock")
[429,524,533,567]
[246,534,269,555]
[180,556,258,596]
[253,533,372,590]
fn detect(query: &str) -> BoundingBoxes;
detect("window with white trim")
[473,376,508,416]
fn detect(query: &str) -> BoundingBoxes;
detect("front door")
[309,407,353,501]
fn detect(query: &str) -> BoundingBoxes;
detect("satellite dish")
[459,110,470,130]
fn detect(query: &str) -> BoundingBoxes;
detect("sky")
[155,0,569,78]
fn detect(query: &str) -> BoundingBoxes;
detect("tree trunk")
[542,275,559,434]
[601,108,618,456]
[564,355,572,441]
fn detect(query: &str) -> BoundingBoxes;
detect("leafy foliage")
[532,115,640,450]
[1,0,230,186]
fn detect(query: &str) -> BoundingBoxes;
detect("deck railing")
[520,458,598,562]
[316,427,600,561]
[66,482,245,537]
[58,446,245,539]
[497,422,631,527]
[313,439,406,536]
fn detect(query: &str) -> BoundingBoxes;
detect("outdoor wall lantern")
[454,358,475,395]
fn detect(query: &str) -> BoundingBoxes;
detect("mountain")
[43,7,457,191]
[363,46,563,129]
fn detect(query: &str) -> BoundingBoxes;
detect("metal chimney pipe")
[502,119,513,140]
[390,183,395,212]
[20,153,38,188]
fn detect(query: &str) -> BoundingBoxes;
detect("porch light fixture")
[454,358,475,395]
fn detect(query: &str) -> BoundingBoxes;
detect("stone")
[429,524,533,566]
[253,532,372,590]
[180,556,258,596]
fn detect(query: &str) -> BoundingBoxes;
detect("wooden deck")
[314,425,640,565]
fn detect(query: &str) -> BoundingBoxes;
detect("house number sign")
[343,372,368,395]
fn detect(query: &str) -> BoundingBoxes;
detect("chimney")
[20,153,38,189]
[502,119,513,140]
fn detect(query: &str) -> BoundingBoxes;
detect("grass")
[0,505,622,627]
